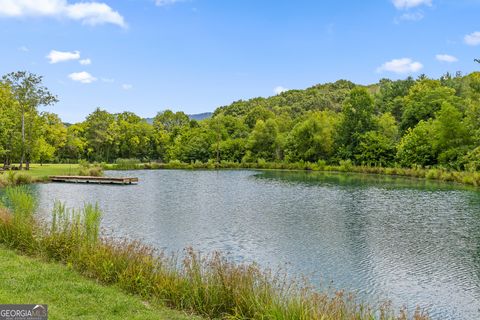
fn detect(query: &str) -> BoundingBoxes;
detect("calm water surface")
[32,170,480,319]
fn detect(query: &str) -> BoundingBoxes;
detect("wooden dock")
[49,176,139,185]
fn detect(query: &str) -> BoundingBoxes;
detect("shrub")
[76,162,103,177]
[339,159,353,172]
[13,172,33,185]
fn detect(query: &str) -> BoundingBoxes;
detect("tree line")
[1,70,480,171]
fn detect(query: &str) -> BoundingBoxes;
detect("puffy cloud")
[273,86,289,95]
[122,84,133,90]
[47,50,80,63]
[68,71,97,84]
[392,0,432,9]
[65,2,126,27]
[79,58,91,65]
[0,0,126,28]
[377,58,423,74]
[435,54,458,63]
[464,31,480,46]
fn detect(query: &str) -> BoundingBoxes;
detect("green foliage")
[84,108,118,162]
[246,119,280,161]
[2,186,36,218]
[336,87,376,160]
[0,171,33,187]
[355,131,396,167]
[1,70,480,176]
[285,111,338,162]
[433,102,471,167]
[400,79,459,131]
[396,120,437,167]
[462,146,480,172]
[2,71,58,169]
[115,158,141,170]
[77,160,103,176]
[0,187,36,252]
[375,77,415,118]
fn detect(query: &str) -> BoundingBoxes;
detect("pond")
[32,170,480,319]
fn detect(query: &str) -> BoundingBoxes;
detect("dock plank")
[49,176,138,185]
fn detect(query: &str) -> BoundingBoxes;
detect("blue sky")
[0,0,479,123]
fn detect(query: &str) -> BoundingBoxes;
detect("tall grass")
[0,186,37,252]
[114,158,141,170]
[77,160,104,177]
[0,187,429,320]
[0,171,34,187]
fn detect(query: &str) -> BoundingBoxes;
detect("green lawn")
[0,247,199,320]
[24,164,80,178]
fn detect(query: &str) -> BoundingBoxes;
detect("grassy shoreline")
[1,161,479,190]
[0,163,102,187]
[0,187,429,320]
[0,246,199,320]
[104,160,480,188]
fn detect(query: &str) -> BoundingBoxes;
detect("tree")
[336,87,375,160]
[171,125,213,163]
[116,112,153,160]
[84,108,118,162]
[60,124,86,161]
[354,113,399,166]
[375,77,415,117]
[0,83,20,167]
[244,106,274,129]
[218,138,247,162]
[153,110,190,134]
[2,71,58,170]
[396,120,437,167]
[152,110,191,161]
[39,112,67,160]
[376,112,399,142]
[285,111,338,162]
[400,79,459,132]
[33,137,55,165]
[433,102,471,167]
[355,131,396,166]
[246,119,280,161]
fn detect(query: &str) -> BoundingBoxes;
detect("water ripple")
[31,169,480,320]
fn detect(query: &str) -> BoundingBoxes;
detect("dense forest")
[1,70,480,171]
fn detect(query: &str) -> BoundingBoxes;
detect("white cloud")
[397,11,424,21]
[65,2,126,27]
[68,71,97,84]
[18,46,29,52]
[392,0,432,9]
[465,31,480,46]
[377,58,423,74]
[155,0,183,6]
[436,54,458,63]
[79,58,91,65]
[47,50,80,63]
[122,84,133,90]
[274,86,289,95]
[0,0,126,28]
